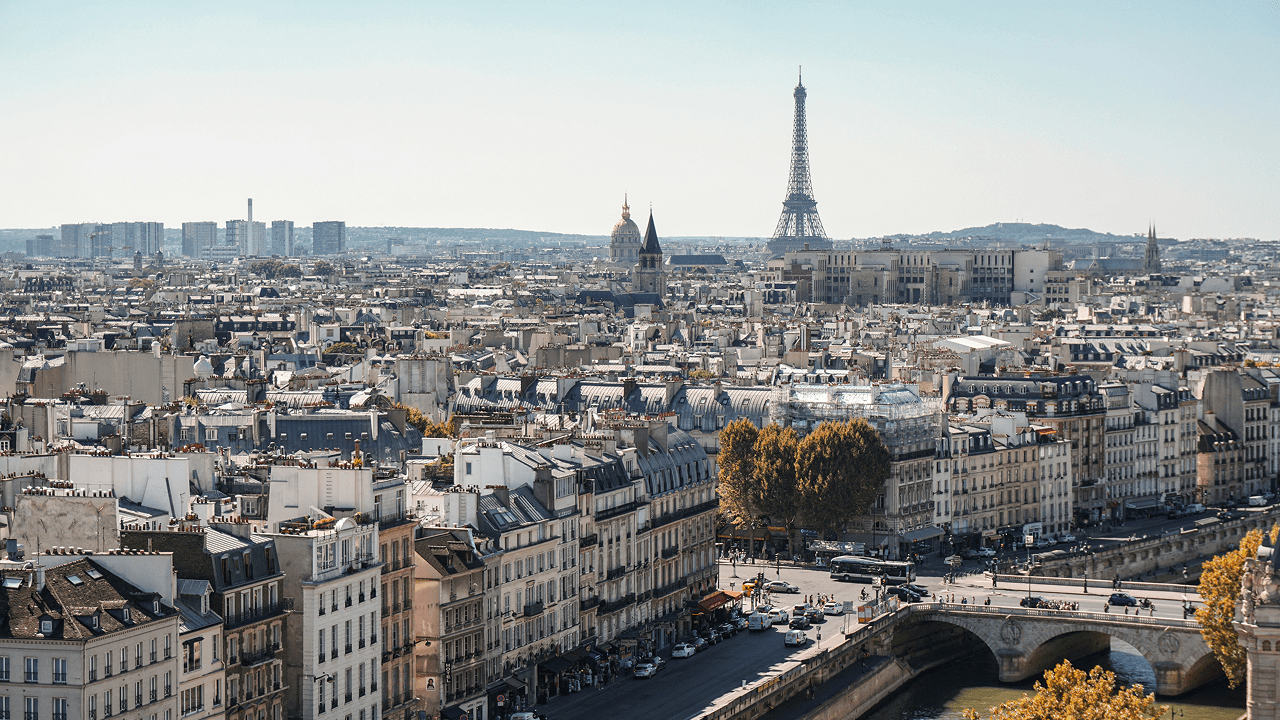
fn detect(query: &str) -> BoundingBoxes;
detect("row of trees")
[248,259,303,279]
[717,418,891,556]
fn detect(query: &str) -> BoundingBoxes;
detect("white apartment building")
[174,581,226,720]
[272,515,382,720]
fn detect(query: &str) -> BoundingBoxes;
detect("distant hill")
[869,222,1142,245]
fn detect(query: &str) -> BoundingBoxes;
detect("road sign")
[496,694,505,705]
[843,601,855,614]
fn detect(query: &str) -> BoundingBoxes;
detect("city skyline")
[2,2,1277,240]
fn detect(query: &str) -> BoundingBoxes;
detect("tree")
[753,424,802,559]
[395,403,455,438]
[962,660,1166,720]
[1196,524,1277,687]
[795,418,891,537]
[717,419,760,527]
[248,259,301,279]
[313,260,335,276]
[128,277,155,290]
[688,368,716,380]
[325,341,361,355]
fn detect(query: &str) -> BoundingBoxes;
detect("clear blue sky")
[3,1,1277,240]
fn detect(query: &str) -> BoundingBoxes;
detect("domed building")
[609,198,643,263]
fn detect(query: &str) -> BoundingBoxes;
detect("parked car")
[783,630,808,647]
[789,616,811,630]
[765,580,801,594]
[671,643,696,658]
[1059,533,1077,543]
[718,622,738,637]
[700,629,722,645]
[975,548,997,558]
[1020,596,1048,608]
[822,602,844,616]
[634,662,657,678]
[1109,592,1139,607]
[887,586,922,603]
[731,616,749,630]
[903,583,930,598]
[692,636,709,651]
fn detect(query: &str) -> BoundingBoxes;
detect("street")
[545,558,1201,720]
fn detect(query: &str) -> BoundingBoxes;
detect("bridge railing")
[993,573,1199,596]
[910,601,1200,628]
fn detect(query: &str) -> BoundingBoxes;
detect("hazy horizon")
[3,2,1277,240]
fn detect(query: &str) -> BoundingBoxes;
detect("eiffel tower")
[767,70,832,256]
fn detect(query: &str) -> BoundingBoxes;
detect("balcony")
[523,601,544,617]
[578,533,598,548]
[579,596,600,612]
[660,546,679,560]
[225,600,292,630]
[376,509,417,531]
[240,647,277,667]
[596,499,648,522]
[654,577,687,598]
[596,593,636,615]
[650,499,720,530]
[605,566,626,581]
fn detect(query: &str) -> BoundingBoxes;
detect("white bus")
[829,555,916,585]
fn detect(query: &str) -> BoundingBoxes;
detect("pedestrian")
[1083,578,1088,593]
[984,596,991,606]
[1125,605,1129,615]
[1104,602,1110,613]
[992,575,998,588]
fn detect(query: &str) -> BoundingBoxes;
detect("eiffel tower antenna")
[768,72,830,256]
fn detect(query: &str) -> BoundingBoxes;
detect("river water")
[861,639,1245,720]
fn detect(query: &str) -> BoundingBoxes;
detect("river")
[861,639,1245,720]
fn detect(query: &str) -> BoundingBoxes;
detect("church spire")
[1144,222,1161,273]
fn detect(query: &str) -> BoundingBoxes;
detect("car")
[783,630,808,647]
[789,616,811,630]
[822,602,844,616]
[671,643,696,658]
[700,629,721,645]
[692,636,709,651]
[792,603,812,617]
[1218,511,1242,521]
[805,608,825,623]
[768,609,790,625]
[633,662,657,678]
[1186,503,1206,514]
[1020,596,1048,608]
[652,656,666,670]
[975,548,997,558]
[887,586,922,603]
[748,613,771,631]
[755,604,774,615]
[732,616,749,630]
[1059,533,1077,543]
[903,583,930,598]
[1109,592,1139,607]
[718,622,738,637]
[765,580,801,594]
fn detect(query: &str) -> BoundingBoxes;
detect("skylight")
[66,575,84,586]
[2,577,21,589]
[85,569,103,579]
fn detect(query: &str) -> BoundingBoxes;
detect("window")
[165,635,171,660]
[164,671,171,697]
[23,698,35,720]
[0,697,8,720]
[52,658,66,684]
[0,657,9,682]
[22,659,36,684]
[150,639,157,664]
[104,690,112,718]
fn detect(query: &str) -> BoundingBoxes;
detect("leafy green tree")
[962,660,1166,720]
[796,418,891,536]
[1197,524,1278,687]
[325,341,360,355]
[753,424,801,558]
[313,260,335,276]
[716,419,760,528]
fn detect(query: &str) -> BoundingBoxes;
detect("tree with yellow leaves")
[1195,523,1278,687]
[716,418,760,528]
[962,660,1166,720]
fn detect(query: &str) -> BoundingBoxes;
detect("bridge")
[898,603,1218,696]
[694,602,1221,720]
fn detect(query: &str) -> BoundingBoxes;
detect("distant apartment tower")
[59,222,106,258]
[312,221,346,255]
[26,234,54,257]
[271,220,295,256]
[108,221,164,257]
[227,219,267,256]
[182,222,218,258]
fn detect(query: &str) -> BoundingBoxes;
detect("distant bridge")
[897,603,1217,696]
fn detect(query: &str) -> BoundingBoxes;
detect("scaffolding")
[770,383,943,455]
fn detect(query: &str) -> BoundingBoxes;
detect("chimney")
[649,419,669,454]
[35,565,45,592]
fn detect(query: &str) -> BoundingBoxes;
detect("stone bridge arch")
[905,607,1222,696]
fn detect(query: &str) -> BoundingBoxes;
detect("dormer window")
[40,620,52,634]
[123,608,132,623]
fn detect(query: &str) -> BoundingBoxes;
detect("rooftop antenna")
[799,65,802,84]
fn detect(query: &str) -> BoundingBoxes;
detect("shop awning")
[697,589,743,612]
[503,677,526,691]
[902,526,945,542]
[1127,500,1161,510]
[540,656,573,674]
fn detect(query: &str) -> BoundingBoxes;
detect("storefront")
[486,676,528,720]
[900,525,945,558]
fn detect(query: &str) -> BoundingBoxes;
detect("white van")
[1186,503,1206,514]
[783,630,808,647]
[1249,496,1267,507]
[748,613,771,632]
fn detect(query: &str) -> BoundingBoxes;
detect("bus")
[829,556,916,585]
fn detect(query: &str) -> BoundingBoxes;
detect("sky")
[2,1,1278,240]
